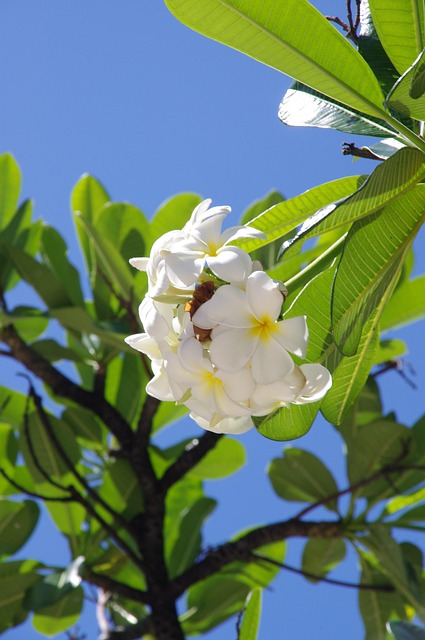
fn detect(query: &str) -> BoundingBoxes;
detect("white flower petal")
[221,225,266,244]
[163,250,205,288]
[193,285,251,329]
[246,271,283,322]
[208,246,252,283]
[274,316,309,358]
[251,338,294,384]
[217,367,256,402]
[125,333,161,360]
[178,337,212,375]
[210,328,256,372]
[129,257,149,271]
[190,412,254,434]
[146,368,175,402]
[138,297,173,339]
[296,364,332,403]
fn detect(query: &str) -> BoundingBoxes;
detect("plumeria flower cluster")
[125,199,332,435]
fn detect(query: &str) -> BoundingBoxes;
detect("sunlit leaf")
[239,589,262,640]
[0,153,21,231]
[164,0,385,116]
[148,193,202,251]
[0,500,39,556]
[301,538,346,582]
[381,275,425,331]
[189,437,246,479]
[32,586,84,636]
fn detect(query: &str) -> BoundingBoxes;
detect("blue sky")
[2,1,425,639]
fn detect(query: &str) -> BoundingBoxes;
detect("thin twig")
[85,569,150,605]
[250,553,395,592]
[342,142,384,161]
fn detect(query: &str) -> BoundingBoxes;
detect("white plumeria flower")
[171,337,254,418]
[190,411,254,435]
[294,364,332,404]
[193,270,308,385]
[137,297,175,340]
[161,199,265,288]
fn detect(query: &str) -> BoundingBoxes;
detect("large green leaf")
[389,621,425,640]
[268,448,339,509]
[164,477,203,565]
[332,185,425,355]
[105,352,147,427]
[368,0,425,75]
[0,500,39,556]
[0,307,48,343]
[164,0,385,117]
[168,497,216,579]
[287,147,425,250]
[0,153,21,231]
[237,176,363,254]
[279,81,394,137]
[96,202,150,261]
[381,274,425,332]
[301,538,346,582]
[386,49,425,121]
[239,589,262,640]
[0,199,34,291]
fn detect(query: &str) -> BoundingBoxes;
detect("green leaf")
[332,185,425,355]
[181,576,251,635]
[32,586,84,636]
[0,153,21,230]
[321,313,380,425]
[386,49,425,120]
[46,501,86,542]
[75,213,135,302]
[105,352,147,427]
[62,406,104,448]
[362,525,425,618]
[71,173,110,272]
[164,477,204,565]
[268,448,339,509]
[0,199,34,291]
[164,0,385,117]
[239,589,262,640]
[0,568,41,633]
[301,538,346,583]
[368,0,425,75]
[0,500,39,556]
[40,226,84,307]
[375,339,407,365]
[288,147,425,249]
[237,176,363,255]
[389,621,425,640]
[279,81,394,137]
[99,459,144,521]
[96,202,150,263]
[240,191,285,269]
[168,497,216,578]
[4,246,76,309]
[31,339,83,363]
[381,275,425,331]
[189,437,246,479]
[148,193,202,251]
[345,418,409,501]
[358,552,405,640]
[254,402,318,442]
[0,307,48,343]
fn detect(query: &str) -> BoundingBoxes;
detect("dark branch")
[342,142,383,161]
[250,553,395,592]
[171,519,344,598]
[85,569,150,605]
[0,324,134,450]
[160,432,223,491]
[0,467,74,502]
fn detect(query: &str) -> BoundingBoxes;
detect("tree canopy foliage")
[1,1,425,639]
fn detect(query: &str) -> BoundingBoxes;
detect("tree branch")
[85,569,150,605]
[160,432,223,491]
[171,519,344,598]
[0,324,134,450]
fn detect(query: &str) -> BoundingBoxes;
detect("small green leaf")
[148,193,202,251]
[302,538,346,582]
[389,621,425,640]
[4,247,75,309]
[0,569,41,633]
[0,500,39,556]
[40,226,84,307]
[168,497,216,578]
[239,589,262,640]
[0,153,21,231]
[268,448,339,509]
[0,307,48,342]
[31,339,83,363]
[189,437,245,479]
[375,339,407,365]
[386,49,425,120]
[32,586,84,636]
[96,202,150,263]
[381,275,425,332]
[254,402,318,442]
[62,407,104,448]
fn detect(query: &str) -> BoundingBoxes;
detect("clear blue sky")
[2,1,425,639]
